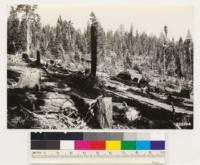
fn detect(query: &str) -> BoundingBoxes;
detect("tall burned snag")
[36,50,40,65]
[90,21,98,78]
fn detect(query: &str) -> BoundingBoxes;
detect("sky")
[36,4,193,40]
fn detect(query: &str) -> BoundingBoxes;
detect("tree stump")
[94,97,112,128]
[17,69,41,91]
[22,53,29,63]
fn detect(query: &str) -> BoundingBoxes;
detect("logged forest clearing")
[7,5,193,129]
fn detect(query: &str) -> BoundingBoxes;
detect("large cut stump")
[94,97,112,128]
[17,69,41,91]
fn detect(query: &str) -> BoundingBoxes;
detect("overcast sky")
[36,4,193,40]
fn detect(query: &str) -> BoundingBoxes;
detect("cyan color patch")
[136,141,150,150]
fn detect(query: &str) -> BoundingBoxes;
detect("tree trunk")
[94,97,112,128]
[90,24,98,78]
[26,19,30,56]
[36,50,40,65]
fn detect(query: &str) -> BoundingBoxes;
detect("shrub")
[133,64,142,74]
[117,71,131,81]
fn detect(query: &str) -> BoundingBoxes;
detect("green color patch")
[121,141,136,150]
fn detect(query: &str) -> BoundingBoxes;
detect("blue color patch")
[136,141,150,150]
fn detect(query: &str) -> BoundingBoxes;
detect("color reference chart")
[31,132,166,165]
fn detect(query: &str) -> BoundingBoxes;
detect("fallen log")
[103,88,192,115]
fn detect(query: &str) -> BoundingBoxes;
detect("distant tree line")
[7,5,193,80]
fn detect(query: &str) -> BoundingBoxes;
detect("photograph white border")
[1,0,200,164]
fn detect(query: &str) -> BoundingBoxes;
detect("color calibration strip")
[32,140,165,150]
[31,132,165,151]
[31,132,166,165]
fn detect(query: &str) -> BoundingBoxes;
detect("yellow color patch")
[106,141,121,150]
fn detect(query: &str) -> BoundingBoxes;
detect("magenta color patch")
[75,140,91,150]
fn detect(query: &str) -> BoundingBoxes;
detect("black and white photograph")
[7,4,193,129]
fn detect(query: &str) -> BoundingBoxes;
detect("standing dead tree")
[90,22,98,78]
[36,50,40,65]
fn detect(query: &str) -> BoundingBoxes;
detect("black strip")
[31,132,45,140]
[31,132,84,140]
[59,132,84,140]
[44,132,64,140]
